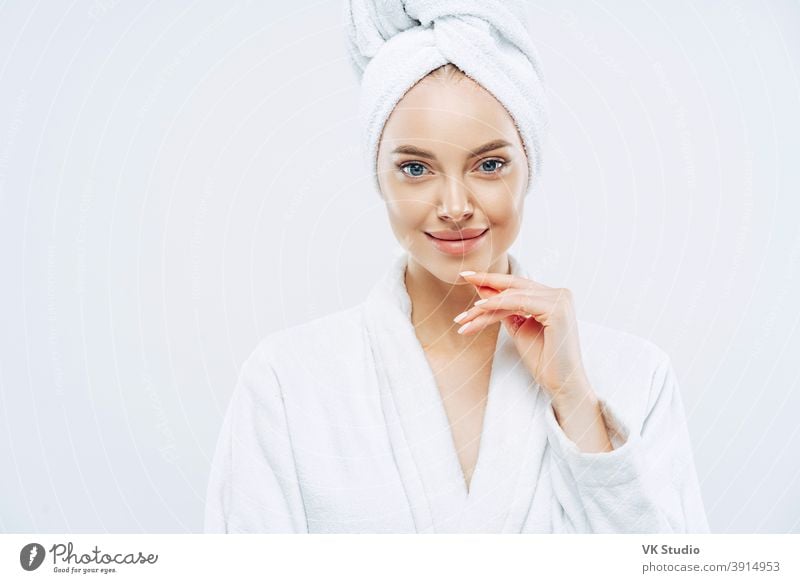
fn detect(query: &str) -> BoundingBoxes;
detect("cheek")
[386,194,430,224]
[385,198,430,247]
[479,193,523,247]
[479,190,520,226]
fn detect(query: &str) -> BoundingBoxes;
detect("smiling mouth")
[425,229,489,241]
[424,228,489,256]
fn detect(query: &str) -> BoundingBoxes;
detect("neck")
[405,254,511,351]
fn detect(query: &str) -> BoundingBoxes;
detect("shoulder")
[257,304,366,355]
[577,318,669,370]
[241,304,370,381]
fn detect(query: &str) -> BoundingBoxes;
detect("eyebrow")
[391,139,512,160]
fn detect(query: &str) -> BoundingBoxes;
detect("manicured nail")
[459,271,476,277]
[453,311,469,323]
[474,299,488,306]
[457,322,471,334]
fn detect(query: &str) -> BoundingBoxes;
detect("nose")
[436,174,474,222]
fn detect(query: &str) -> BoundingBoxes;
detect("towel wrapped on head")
[343,0,549,197]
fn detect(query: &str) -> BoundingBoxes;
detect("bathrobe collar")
[363,251,550,533]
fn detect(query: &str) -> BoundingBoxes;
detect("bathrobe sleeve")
[544,352,709,534]
[204,344,308,533]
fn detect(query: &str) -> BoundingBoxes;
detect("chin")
[430,256,489,284]
[406,232,502,281]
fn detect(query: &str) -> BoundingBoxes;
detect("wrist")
[550,378,597,413]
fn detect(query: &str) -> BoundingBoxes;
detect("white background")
[0,0,798,533]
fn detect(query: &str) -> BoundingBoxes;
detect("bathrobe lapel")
[364,252,549,533]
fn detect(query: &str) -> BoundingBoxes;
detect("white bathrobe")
[204,252,710,533]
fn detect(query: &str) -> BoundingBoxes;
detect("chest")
[423,345,496,491]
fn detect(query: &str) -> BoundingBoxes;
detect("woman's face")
[377,73,529,284]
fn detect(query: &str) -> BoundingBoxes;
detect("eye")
[399,162,430,178]
[477,158,506,174]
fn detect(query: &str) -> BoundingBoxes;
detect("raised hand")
[454,270,592,407]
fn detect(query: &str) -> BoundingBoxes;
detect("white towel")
[343,0,549,197]
[204,251,710,533]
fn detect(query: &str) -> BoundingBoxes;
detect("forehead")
[381,77,523,152]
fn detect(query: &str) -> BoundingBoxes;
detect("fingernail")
[459,271,476,277]
[457,322,471,334]
[474,299,488,306]
[453,311,469,323]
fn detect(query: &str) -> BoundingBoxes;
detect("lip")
[426,228,488,241]
[424,228,489,255]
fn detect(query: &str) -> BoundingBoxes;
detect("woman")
[204,0,709,533]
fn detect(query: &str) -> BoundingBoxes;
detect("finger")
[475,284,502,299]
[472,291,556,320]
[453,287,517,324]
[459,271,547,291]
[454,304,516,326]
[457,309,517,335]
